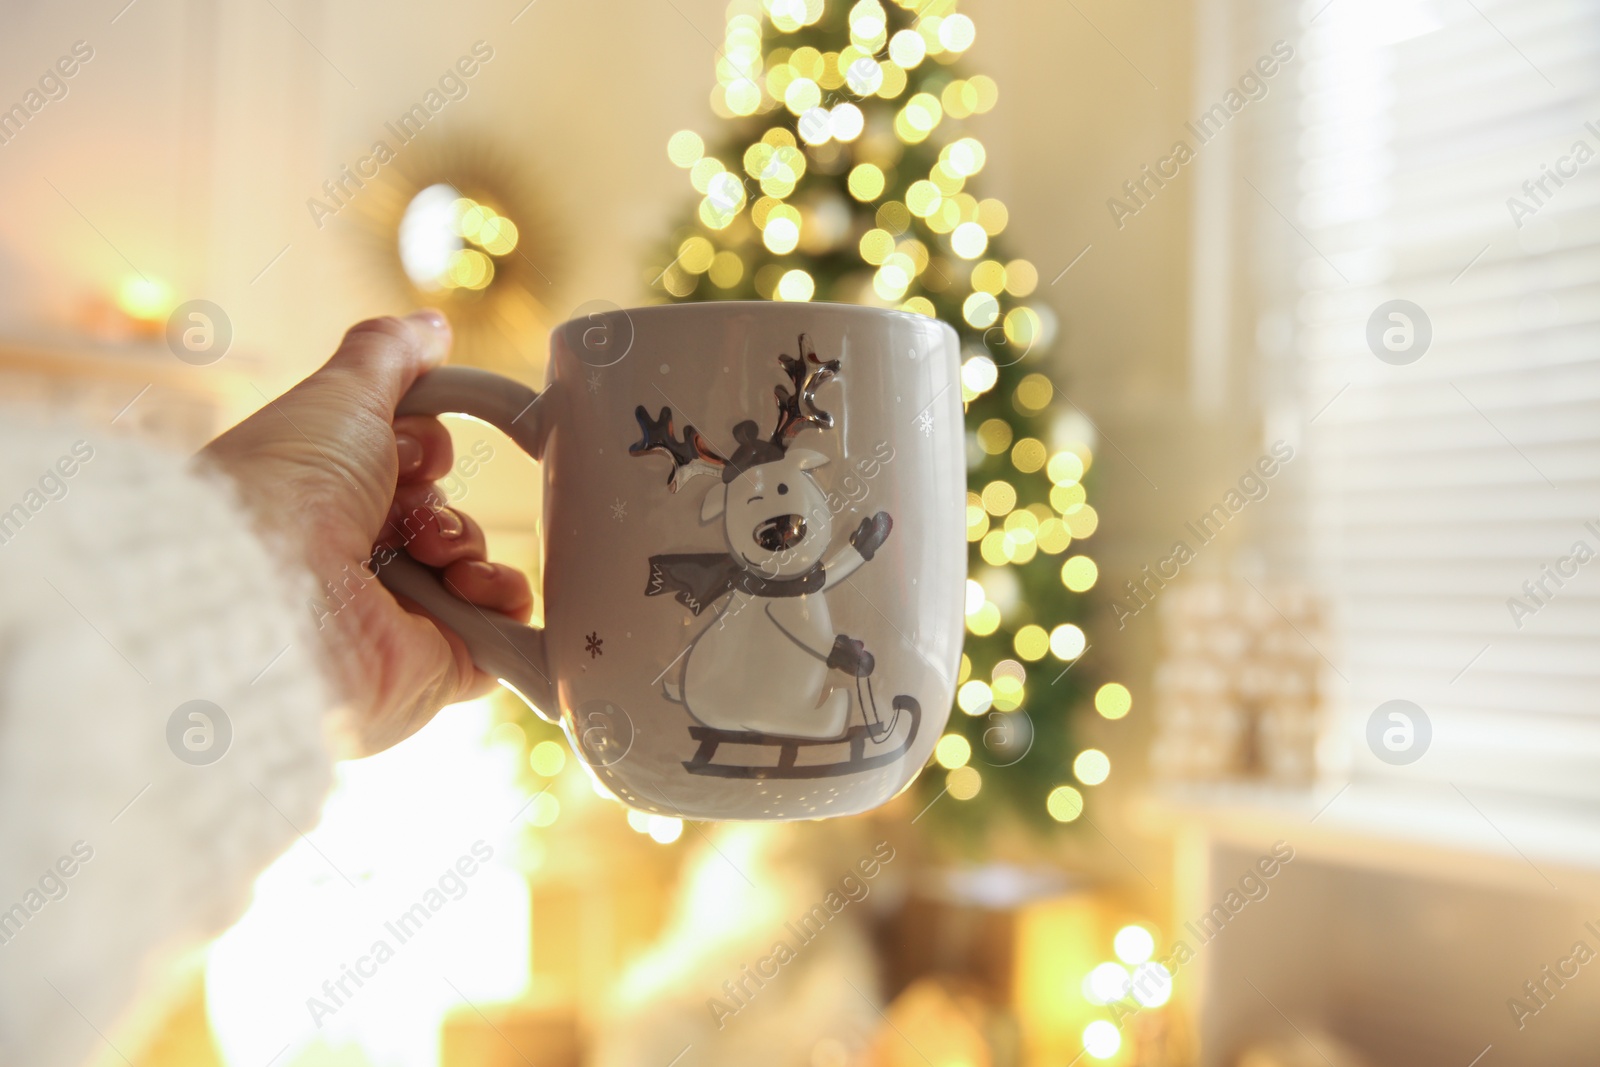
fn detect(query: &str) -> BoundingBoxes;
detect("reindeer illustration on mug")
[630,334,895,741]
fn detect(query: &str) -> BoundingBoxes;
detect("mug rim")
[552,299,962,343]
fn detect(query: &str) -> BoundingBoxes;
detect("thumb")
[312,310,452,418]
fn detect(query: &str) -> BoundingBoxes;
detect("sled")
[682,696,921,780]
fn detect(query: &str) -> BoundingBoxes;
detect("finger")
[393,415,454,484]
[441,560,534,622]
[308,310,453,420]
[385,486,489,568]
[375,482,458,550]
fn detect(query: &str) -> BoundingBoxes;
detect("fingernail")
[433,506,464,539]
[465,560,497,580]
[395,432,423,474]
[407,309,451,366]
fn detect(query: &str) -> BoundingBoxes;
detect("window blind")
[1232,0,1600,803]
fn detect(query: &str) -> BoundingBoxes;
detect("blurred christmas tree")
[649,0,1124,842]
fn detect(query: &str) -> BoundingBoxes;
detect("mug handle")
[374,366,557,720]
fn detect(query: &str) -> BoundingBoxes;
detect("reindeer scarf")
[644,553,825,616]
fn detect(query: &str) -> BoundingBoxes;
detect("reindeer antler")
[630,406,726,492]
[772,333,841,447]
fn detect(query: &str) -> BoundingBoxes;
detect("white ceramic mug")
[379,301,965,821]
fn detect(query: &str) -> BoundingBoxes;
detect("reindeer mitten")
[850,511,893,561]
[827,634,876,677]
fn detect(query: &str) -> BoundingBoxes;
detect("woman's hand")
[200,311,531,755]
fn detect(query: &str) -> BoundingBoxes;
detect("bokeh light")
[830,102,865,140]
[958,679,994,715]
[935,733,973,769]
[776,268,816,301]
[1011,437,1047,473]
[888,28,926,67]
[1074,749,1110,786]
[1063,504,1100,538]
[951,221,988,259]
[764,214,800,254]
[846,56,883,94]
[977,418,1014,454]
[939,13,977,51]
[1085,961,1132,1004]
[647,815,684,844]
[966,601,1000,636]
[400,186,522,292]
[1036,518,1071,554]
[1049,623,1086,660]
[1114,925,1156,965]
[947,764,982,800]
[964,578,986,615]
[1130,961,1174,1007]
[1051,482,1087,514]
[1096,683,1132,720]
[524,791,559,828]
[848,163,886,200]
[1082,1020,1121,1060]
[667,129,705,167]
[529,740,565,777]
[117,275,173,321]
[1048,450,1086,485]
[980,480,1016,516]
[1061,555,1098,591]
[963,291,1000,327]
[1014,624,1049,661]
[1047,785,1083,822]
[709,250,745,288]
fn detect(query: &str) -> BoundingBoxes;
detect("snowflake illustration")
[610,498,627,520]
[587,371,603,394]
[585,631,603,658]
[914,410,935,437]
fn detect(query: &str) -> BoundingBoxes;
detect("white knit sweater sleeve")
[0,416,336,1067]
